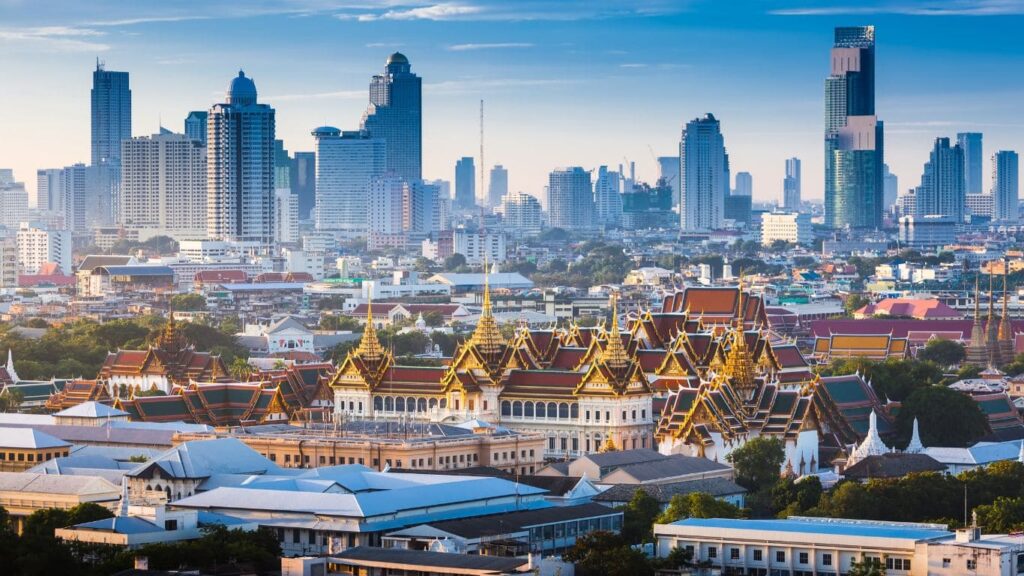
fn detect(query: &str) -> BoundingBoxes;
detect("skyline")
[3,1,1024,206]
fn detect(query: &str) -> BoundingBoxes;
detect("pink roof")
[18,274,75,287]
[855,298,962,320]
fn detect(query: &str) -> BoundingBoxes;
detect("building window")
[730,548,740,560]
[967,559,977,570]
[164,519,178,531]
[292,530,300,544]
[799,552,808,564]
[753,550,763,561]
[942,558,950,568]
[641,409,646,419]
[632,410,636,420]
[822,553,832,566]
[886,558,911,570]
[776,551,785,563]
[622,410,626,421]
[707,547,717,559]
[585,410,590,421]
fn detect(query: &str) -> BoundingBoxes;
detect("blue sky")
[2,0,1024,205]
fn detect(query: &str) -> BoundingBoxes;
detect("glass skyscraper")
[313,127,385,232]
[91,61,131,167]
[783,157,801,210]
[679,113,728,232]
[548,167,594,229]
[914,137,965,223]
[184,111,208,145]
[361,53,422,182]
[957,132,983,195]
[993,150,1020,222]
[455,157,476,210]
[824,26,884,229]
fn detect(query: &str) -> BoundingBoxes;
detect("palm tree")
[229,357,252,381]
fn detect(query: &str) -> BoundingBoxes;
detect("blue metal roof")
[669,518,951,541]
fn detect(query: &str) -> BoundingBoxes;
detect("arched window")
[558,403,569,419]
[384,397,394,412]
[512,401,523,417]
[396,397,406,412]
[417,398,427,412]
[429,398,438,409]
[501,401,511,416]
[440,398,448,409]
[547,402,557,419]
[524,402,534,418]
[536,402,546,418]
[373,396,383,411]
[570,404,579,419]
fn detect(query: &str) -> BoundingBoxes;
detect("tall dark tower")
[91,59,131,167]
[361,53,422,182]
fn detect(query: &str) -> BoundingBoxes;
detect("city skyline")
[3,2,1024,207]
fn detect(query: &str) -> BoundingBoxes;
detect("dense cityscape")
[2,4,1024,576]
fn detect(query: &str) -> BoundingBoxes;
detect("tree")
[917,339,966,367]
[422,310,444,327]
[328,340,359,364]
[975,496,1024,533]
[848,558,886,576]
[320,314,363,332]
[169,293,207,312]
[562,531,653,576]
[229,357,253,380]
[772,475,823,517]
[896,385,989,448]
[727,437,785,493]
[443,253,467,271]
[620,488,661,544]
[656,492,741,524]
[844,293,871,316]
[0,388,23,413]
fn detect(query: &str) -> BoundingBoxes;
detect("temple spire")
[848,410,888,465]
[967,275,989,366]
[905,418,924,453]
[355,298,385,362]
[600,292,630,370]
[469,255,505,356]
[5,349,18,383]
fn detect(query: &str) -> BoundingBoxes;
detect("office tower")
[993,150,1020,222]
[408,180,440,234]
[290,151,316,220]
[547,167,594,229]
[184,111,208,145]
[724,195,752,228]
[455,157,476,210]
[913,137,965,223]
[0,173,28,230]
[883,164,898,209]
[61,163,87,232]
[679,113,728,231]
[488,165,508,208]
[91,61,131,167]
[966,193,993,219]
[313,127,385,233]
[120,132,207,239]
[274,189,299,244]
[36,169,64,212]
[734,171,753,196]
[367,175,409,250]
[824,26,884,229]
[17,224,71,275]
[957,132,983,195]
[657,156,681,208]
[207,70,276,246]
[360,53,422,181]
[274,140,291,191]
[0,238,16,289]
[783,158,801,210]
[503,192,542,236]
[593,166,623,228]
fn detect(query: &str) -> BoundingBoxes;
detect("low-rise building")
[0,427,72,472]
[0,472,120,533]
[761,211,812,246]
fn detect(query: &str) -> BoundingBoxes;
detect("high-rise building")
[488,165,508,208]
[367,175,409,251]
[274,189,299,244]
[455,157,476,210]
[0,173,28,230]
[783,158,801,210]
[957,132,983,195]
[724,195,752,228]
[408,180,441,234]
[61,163,87,232]
[593,166,623,228]
[680,113,728,232]
[883,164,898,210]
[993,150,1020,222]
[824,26,884,229]
[0,238,16,289]
[657,156,681,208]
[503,192,542,237]
[184,111,208,145]
[120,132,207,240]
[36,169,64,212]
[313,127,386,233]
[290,151,316,220]
[207,70,276,246]
[274,140,291,191]
[16,224,71,275]
[734,172,753,197]
[360,53,422,181]
[548,167,594,230]
[914,137,965,223]
[91,61,131,167]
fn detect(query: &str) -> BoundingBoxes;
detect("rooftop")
[332,546,527,574]
[663,516,951,541]
[0,426,71,449]
[55,401,129,419]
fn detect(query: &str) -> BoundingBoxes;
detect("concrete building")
[884,163,899,210]
[91,61,131,167]
[290,151,316,221]
[183,110,207,145]
[593,165,623,228]
[966,193,994,220]
[487,164,508,209]
[761,211,812,246]
[312,127,385,233]
[360,53,422,182]
[16,224,72,275]
[993,150,1019,222]
[958,132,984,195]
[0,173,28,230]
[408,180,441,235]
[35,168,64,212]
[0,428,72,472]
[548,167,594,230]
[0,238,16,290]
[367,175,409,251]
[784,157,801,210]
[0,472,120,534]
[914,137,965,223]
[120,132,207,240]
[275,189,299,244]
[502,192,542,236]
[454,156,476,210]
[680,114,728,231]
[898,215,957,248]
[207,70,276,247]
[658,155,681,208]
[452,230,507,265]
[734,171,753,197]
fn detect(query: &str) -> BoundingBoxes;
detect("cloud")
[447,42,533,51]
[0,25,109,52]
[348,2,482,21]
[619,63,648,68]
[771,0,1024,16]
[336,0,689,22]
[365,41,403,48]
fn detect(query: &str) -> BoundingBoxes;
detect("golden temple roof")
[468,260,506,356]
[355,299,385,362]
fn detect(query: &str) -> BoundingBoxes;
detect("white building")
[367,175,408,251]
[282,248,324,280]
[17,224,72,275]
[0,237,16,289]
[120,132,207,240]
[761,211,812,246]
[0,172,29,231]
[993,150,1019,223]
[36,168,64,212]
[680,113,728,232]
[313,127,385,233]
[275,189,299,244]
[593,166,622,228]
[207,71,275,247]
[487,164,508,209]
[966,193,994,219]
[502,192,542,237]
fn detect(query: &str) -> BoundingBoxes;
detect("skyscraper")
[35,168,64,212]
[593,165,623,228]
[91,61,131,167]
[455,157,476,210]
[657,156,681,208]
[914,137,965,223]
[503,192,542,237]
[993,150,1019,222]
[360,53,422,182]
[120,132,207,239]
[733,172,753,196]
[680,113,728,232]
[207,70,276,245]
[824,26,884,229]
[547,167,594,229]
[290,151,316,220]
[408,180,441,234]
[488,165,508,208]
[367,175,409,251]
[783,158,801,210]
[312,126,385,233]
[184,111,208,145]
[957,132,983,195]
[61,163,87,232]
[883,164,898,210]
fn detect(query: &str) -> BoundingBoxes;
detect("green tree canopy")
[562,530,653,576]
[916,339,966,367]
[727,437,785,493]
[656,492,742,524]
[896,385,989,448]
[169,293,207,312]
[619,488,661,544]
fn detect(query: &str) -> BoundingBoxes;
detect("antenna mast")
[479,99,485,209]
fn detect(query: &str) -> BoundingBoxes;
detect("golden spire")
[599,432,618,453]
[355,299,384,361]
[469,255,505,355]
[1000,267,1012,340]
[600,292,630,370]
[721,275,755,393]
